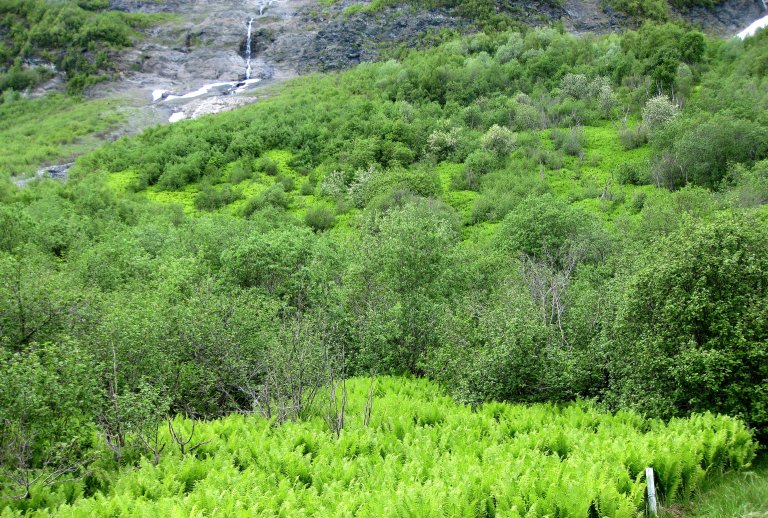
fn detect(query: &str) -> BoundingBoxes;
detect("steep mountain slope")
[2,0,765,178]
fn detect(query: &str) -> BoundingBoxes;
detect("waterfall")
[737,13,768,39]
[761,0,767,12]
[245,17,254,80]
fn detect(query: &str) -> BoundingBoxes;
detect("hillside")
[2,1,768,516]
[2,0,765,161]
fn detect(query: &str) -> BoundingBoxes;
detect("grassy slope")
[0,94,125,179]
[662,455,768,517]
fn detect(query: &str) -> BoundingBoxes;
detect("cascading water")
[157,11,273,123]
[737,0,768,39]
[245,17,255,80]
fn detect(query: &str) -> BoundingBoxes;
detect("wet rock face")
[265,3,463,72]
[14,163,73,187]
[240,28,277,58]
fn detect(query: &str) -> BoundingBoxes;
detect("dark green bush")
[243,184,290,217]
[608,215,768,439]
[228,159,254,184]
[455,149,498,190]
[304,206,336,231]
[277,175,295,192]
[194,184,243,211]
[299,179,316,196]
[257,157,279,176]
[551,127,585,157]
[618,125,648,150]
[615,161,649,185]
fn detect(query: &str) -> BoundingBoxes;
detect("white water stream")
[738,0,768,40]
[245,17,255,80]
[738,14,768,39]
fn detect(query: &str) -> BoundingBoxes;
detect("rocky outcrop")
[14,163,73,187]
[264,2,463,72]
[103,0,765,94]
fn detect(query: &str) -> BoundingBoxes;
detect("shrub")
[642,95,679,130]
[299,179,317,196]
[426,128,459,161]
[615,161,649,185]
[560,73,590,99]
[195,184,243,211]
[725,161,768,207]
[220,228,314,294]
[618,125,649,150]
[256,156,279,176]
[494,33,524,63]
[352,167,441,208]
[456,149,497,190]
[228,159,253,184]
[319,170,349,199]
[608,214,768,439]
[629,191,647,213]
[514,103,544,131]
[480,124,517,157]
[304,206,336,232]
[552,127,585,157]
[652,115,768,189]
[496,193,582,258]
[277,175,295,192]
[242,184,289,216]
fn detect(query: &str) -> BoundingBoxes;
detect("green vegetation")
[0,378,760,516]
[0,92,124,178]
[2,11,768,518]
[0,0,154,92]
[661,455,768,517]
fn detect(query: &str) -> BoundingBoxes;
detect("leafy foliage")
[2,13,768,516]
[1,378,758,516]
[0,0,151,92]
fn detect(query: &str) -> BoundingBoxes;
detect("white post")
[646,467,658,516]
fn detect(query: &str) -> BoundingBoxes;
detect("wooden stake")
[646,467,658,516]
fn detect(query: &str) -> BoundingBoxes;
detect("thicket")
[0,0,151,92]
[2,19,768,515]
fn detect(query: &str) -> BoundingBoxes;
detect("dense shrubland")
[2,18,768,516]
[0,0,152,92]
